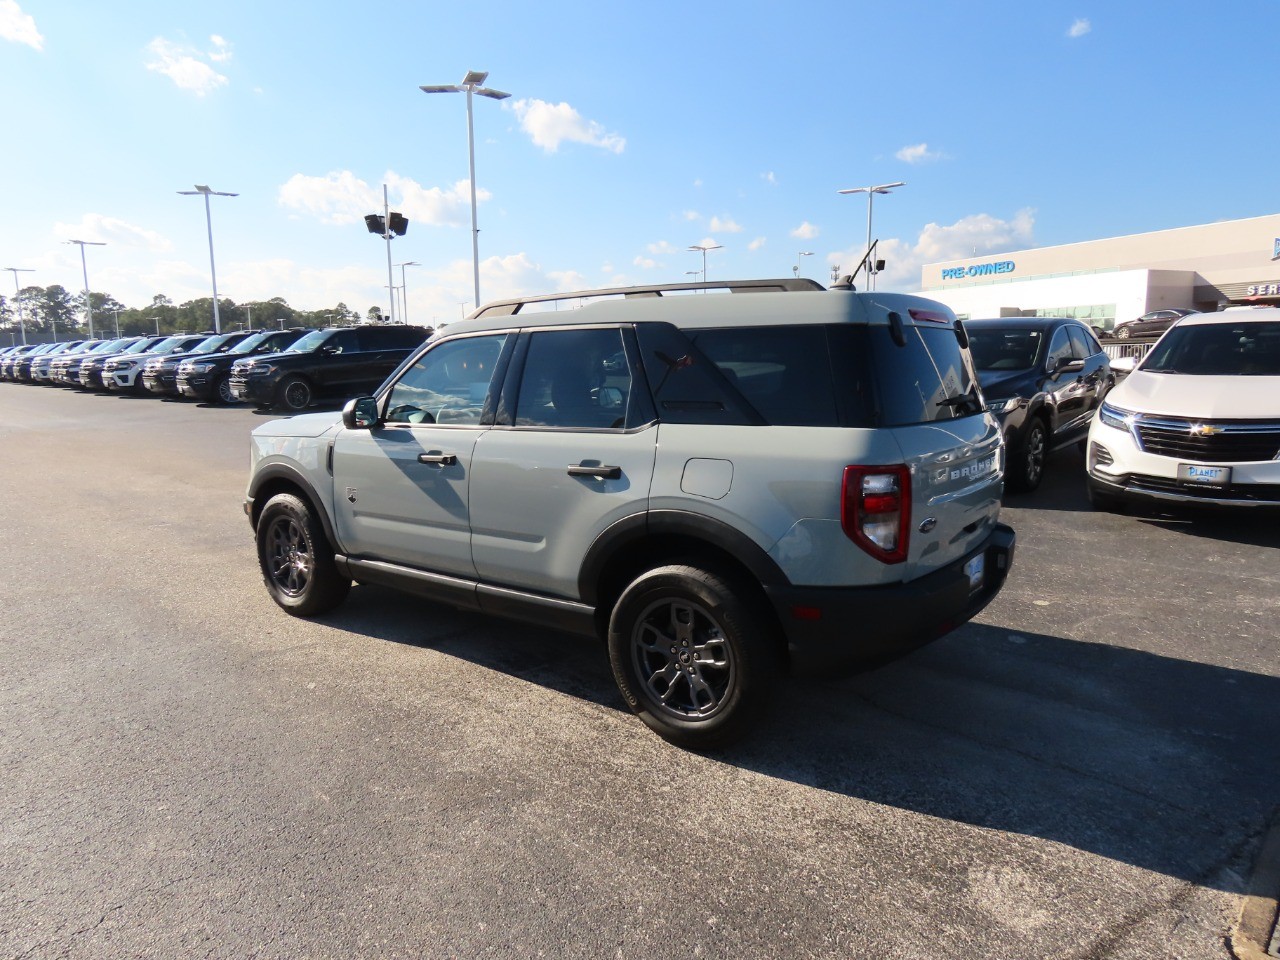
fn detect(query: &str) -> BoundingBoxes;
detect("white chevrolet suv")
[244,279,1016,747]
[1087,306,1280,510]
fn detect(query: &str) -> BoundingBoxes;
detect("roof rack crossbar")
[471,277,825,319]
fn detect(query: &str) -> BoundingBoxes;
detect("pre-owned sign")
[941,261,1016,280]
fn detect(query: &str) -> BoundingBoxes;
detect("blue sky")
[2,0,1277,327]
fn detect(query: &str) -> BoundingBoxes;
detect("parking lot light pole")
[3,266,34,344]
[837,181,905,290]
[178,185,238,334]
[688,243,723,286]
[420,71,511,310]
[64,239,106,338]
[396,260,420,325]
[794,251,813,278]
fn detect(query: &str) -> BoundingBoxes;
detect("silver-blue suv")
[244,279,1015,747]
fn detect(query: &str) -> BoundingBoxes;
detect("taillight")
[841,465,911,564]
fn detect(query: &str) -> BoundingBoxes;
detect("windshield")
[1142,321,1280,375]
[285,329,330,353]
[92,339,131,353]
[148,336,189,353]
[124,338,162,354]
[229,332,271,354]
[196,333,239,353]
[967,328,1044,371]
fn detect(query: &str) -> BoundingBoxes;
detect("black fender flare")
[247,461,340,549]
[577,508,789,606]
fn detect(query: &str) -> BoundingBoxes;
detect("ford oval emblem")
[918,517,938,533]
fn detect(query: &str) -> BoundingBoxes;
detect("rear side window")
[867,325,982,426]
[691,326,842,427]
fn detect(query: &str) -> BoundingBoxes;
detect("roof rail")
[472,277,825,319]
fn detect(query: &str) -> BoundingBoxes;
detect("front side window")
[384,334,507,425]
[1045,328,1073,370]
[1067,325,1097,359]
[515,328,632,429]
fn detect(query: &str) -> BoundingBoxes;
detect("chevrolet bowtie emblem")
[1189,424,1221,436]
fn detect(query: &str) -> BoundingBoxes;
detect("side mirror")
[342,396,380,429]
[1111,356,1137,374]
[1056,358,1086,375]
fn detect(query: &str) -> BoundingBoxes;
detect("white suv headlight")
[1099,401,1135,432]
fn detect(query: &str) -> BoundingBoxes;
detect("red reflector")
[790,605,823,622]
[862,493,899,514]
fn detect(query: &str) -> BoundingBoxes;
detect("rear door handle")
[418,452,457,466]
[567,463,622,480]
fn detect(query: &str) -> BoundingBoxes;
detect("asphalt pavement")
[1,383,1277,960]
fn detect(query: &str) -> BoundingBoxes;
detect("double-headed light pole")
[178,184,238,334]
[3,266,34,344]
[420,71,511,310]
[64,239,106,338]
[688,242,723,283]
[836,181,906,290]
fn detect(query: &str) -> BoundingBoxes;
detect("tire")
[256,492,350,616]
[276,376,312,412]
[1115,325,1131,340]
[607,564,777,749]
[1007,418,1048,493]
[213,374,235,405]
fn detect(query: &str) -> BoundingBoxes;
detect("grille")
[1128,474,1280,503]
[1133,415,1280,463]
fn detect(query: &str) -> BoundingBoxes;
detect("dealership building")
[917,213,1280,332]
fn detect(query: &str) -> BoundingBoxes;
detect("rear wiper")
[936,386,983,414]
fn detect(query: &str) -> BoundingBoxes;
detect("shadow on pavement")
[320,582,1280,892]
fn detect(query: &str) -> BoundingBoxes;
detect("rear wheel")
[1007,419,1048,493]
[1115,325,1131,340]
[607,564,777,749]
[256,492,350,615]
[276,376,313,412]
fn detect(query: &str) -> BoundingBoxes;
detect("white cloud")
[896,142,946,164]
[762,172,777,185]
[0,1,42,50]
[647,240,677,255]
[277,170,480,228]
[145,37,229,96]
[208,34,233,63]
[748,237,766,252]
[790,222,819,240]
[633,255,657,270]
[508,99,625,154]
[1068,18,1091,38]
[831,208,1036,289]
[708,216,743,234]
[682,210,700,222]
[52,213,172,253]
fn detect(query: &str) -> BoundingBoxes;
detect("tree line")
[0,286,396,346]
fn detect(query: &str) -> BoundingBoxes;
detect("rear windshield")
[1143,321,1280,375]
[865,324,982,426]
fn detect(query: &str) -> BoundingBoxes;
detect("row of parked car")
[0,323,431,411]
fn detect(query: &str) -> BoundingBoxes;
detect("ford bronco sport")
[244,279,1015,747]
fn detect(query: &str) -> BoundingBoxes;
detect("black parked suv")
[140,331,254,397]
[229,325,430,412]
[176,328,309,403]
[966,317,1112,492]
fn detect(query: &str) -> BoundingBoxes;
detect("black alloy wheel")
[277,376,313,412]
[214,374,235,405]
[1009,419,1048,493]
[256,492,350,616]
[607,564,776,749]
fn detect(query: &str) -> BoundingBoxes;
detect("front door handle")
[567,463,622,480]
[418,452,457,466]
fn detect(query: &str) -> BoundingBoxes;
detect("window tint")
[635,323,760,426]
[868,325,982,426]
[967,328,1043,370]
[515,328,631,429]
[1046,328,1073,369]
[384,334,507,425]
[691,325,839,427]
[325,330,360,353]
[1066,325,1095,359]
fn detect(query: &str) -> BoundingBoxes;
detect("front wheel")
[1007,419,1048,493]
[256,492,350,616]
[213,374,235,405]
[607,565,777,749]
[276,376,312,412]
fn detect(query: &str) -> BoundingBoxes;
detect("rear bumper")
[766,523,1016,675]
